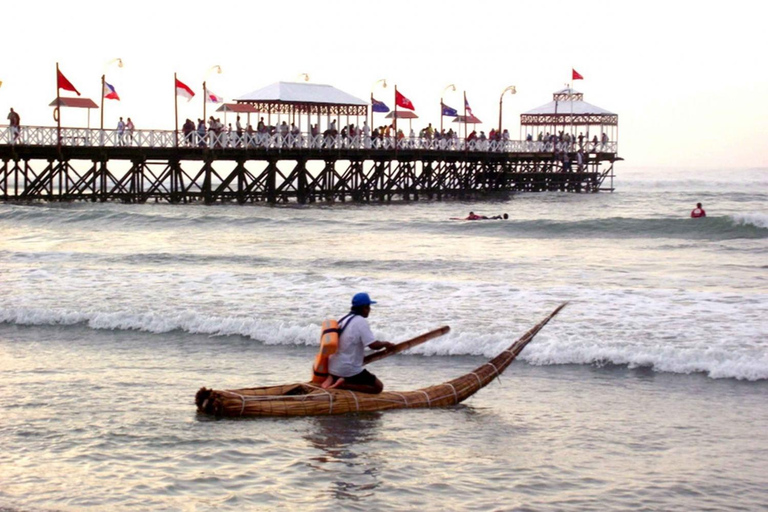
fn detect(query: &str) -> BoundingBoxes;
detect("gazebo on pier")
[520,88,618,146]
[235,81,368,133]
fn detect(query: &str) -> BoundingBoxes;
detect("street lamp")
[105,58,123,71]
[203,65,222,120]
[498,85,517,134]
[100,57,124,130]
[297,73,310,82]
[440,83,456,133]
[370,78,387,129]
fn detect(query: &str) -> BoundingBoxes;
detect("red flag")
[57,70,81,96]
[572,68,584,80]
[175,78,195,101]
[395,90,415,110]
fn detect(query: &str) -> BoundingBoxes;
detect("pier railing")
[0,125,617,154]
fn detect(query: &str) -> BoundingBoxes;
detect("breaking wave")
[2,304,766,381]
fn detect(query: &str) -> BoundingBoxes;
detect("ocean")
[1,166,766,511]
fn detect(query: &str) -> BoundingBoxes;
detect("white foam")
[2,198,767,382]
[730,212,768,229]
[521,334,768,381]
[2,283,767,381]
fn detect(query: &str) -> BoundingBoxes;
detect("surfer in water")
[451,212,508,220]
[691,203,706,218]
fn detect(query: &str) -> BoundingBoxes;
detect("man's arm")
[369,341,395,351]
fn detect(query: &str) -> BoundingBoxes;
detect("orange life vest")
[311,313,357,383]
[311,319,341,383]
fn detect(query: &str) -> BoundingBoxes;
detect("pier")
[1,84,619,204]
[0,126,617,204]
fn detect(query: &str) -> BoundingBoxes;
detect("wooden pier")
[0,126,617,204]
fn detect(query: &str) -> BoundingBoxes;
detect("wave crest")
[2,306,766,381]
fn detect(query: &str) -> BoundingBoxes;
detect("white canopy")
[237,81,367,106]
[521,88,618,126]
[523,88,615,116]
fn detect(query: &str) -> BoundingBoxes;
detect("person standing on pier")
[691,203,707,218]
[117,117,125,146]
[236,116,243,147]
[7,108,20,143]
[196,119,205,147]
[125,118,135,145]
[182,119,195,146]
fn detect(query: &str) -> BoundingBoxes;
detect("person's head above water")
[696,203,702,208]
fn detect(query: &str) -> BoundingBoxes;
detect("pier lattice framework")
[0,128,617,203]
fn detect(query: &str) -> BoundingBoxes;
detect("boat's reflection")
[304,412,384,502]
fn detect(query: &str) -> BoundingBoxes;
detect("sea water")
[1,167,766,511]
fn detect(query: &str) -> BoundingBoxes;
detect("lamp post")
[297,73,310,82]
[100,58,123,130]
[202,65,222,121]
[440,83,456,133]
[498,85,517,134]
[370,78,387,130]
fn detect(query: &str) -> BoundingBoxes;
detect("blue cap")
[351,292,377,307]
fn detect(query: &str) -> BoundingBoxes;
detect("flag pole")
[203,81,207,122]
[440,99,443,134]
[370,92,374,131]
[393,85,398,140]
[100,75,105,131]
[463,91,467,142]
[56,62,61,147]
[174,73,179,148]
[570,71,574,141]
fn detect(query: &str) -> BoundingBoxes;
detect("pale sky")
[1,0,766,170]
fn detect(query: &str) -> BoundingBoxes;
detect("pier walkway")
[0,125,617,153]
[0,125,618,204]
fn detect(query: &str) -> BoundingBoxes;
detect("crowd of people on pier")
[181,116,310,148]
[528,130,611,153]
[4,106,613,156]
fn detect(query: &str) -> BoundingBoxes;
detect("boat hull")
[195,381,465,417]
[196,303,566,418]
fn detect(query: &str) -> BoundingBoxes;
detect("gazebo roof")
[521,88,617,126]
[385,110,419,119]
[523,88,615,116]
[236,81,368,116]
[453,114,483,124]
[49,97,99,109]
[216,103,259,113]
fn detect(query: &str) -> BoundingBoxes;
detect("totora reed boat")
[195,303,566,418]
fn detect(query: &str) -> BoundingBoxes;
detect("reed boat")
[195,303,566,418]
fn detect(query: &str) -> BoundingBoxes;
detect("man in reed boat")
[324,293,395,394]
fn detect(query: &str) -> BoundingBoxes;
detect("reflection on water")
[305,413,384,502]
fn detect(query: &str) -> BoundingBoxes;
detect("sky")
[1,0,766,170]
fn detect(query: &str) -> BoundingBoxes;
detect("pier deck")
[1,126,618,203]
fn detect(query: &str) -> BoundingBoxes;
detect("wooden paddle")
[364,326,450,365]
